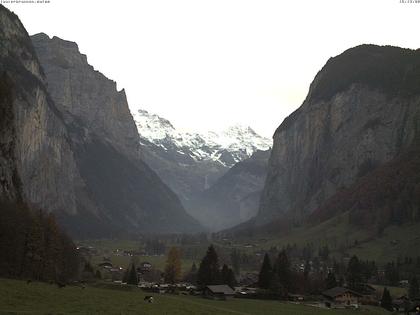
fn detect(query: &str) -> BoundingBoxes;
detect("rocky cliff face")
[31,34,140,161]
[29,32,201,235]
[0,6,82,218]
[258,45,420,226]
[0,5,201,237]
[189,149,270,231]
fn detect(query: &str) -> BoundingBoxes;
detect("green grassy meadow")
[0,279,390,315]
[239,214,420,264]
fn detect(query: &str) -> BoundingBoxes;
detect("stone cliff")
[0,6,82,218]
[30,33,202,235]
[258,45,420,226]
[0,5,201,237]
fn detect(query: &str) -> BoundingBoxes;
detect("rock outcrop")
[257,45,420,226]
[0,6,81,218]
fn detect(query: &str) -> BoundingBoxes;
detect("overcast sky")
[4,0,420,137]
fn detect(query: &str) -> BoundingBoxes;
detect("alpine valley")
[1,3,420,314]
[133,109,271,230]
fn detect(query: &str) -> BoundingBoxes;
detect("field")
[77,239,197,274]
[0,279,390,315]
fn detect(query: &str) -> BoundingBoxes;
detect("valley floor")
[0,279,389,315]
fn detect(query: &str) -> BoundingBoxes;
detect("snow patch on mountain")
[133,109,271,167]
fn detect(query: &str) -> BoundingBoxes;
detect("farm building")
[322,287,362,308]
[204,285,235,300]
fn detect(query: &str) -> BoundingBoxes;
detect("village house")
[204,285,235,300]
[137,262,152,273]
[358,283,377,304]
[322,287,362,308]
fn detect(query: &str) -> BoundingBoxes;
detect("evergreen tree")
[0,201,78,282]
[127,264,138,285]
[303,260,311,281]
[226,268,236,288]
[409,276,420,299]
[230,249,241,276]
[385,262,400,286]
[273,250,291,294]
[325,272,337,289]
[381,287,393,311]
[164,247,182,284]
[197,245,220,286]
[184,262,197,284]
[221,264,236,288]
[191,262,197,273]
[258,253,272,289]
[347,255,362,290]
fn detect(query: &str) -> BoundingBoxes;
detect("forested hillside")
[0,201,79,281]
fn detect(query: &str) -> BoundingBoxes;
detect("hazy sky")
[4,0,420,137]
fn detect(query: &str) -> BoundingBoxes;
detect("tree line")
[0,200,79,282]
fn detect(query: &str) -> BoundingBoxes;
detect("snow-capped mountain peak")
[133,109,271,167]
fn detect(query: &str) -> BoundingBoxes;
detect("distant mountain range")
[133,109,271,230]
[134,109,271,168]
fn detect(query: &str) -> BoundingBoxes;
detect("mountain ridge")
[134,108,271,168]
[28,31,202,236]
[133,108,271,211]
[255,44,420,230]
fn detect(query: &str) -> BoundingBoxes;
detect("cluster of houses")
[136,280,420,313]
[93,257,420,312]
[82,245,419,313]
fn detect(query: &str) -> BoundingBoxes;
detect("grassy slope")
[253,213,420,264]
[0,279,389,315]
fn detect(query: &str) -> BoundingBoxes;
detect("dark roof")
[322,287,362,298]
[205,285,235,295]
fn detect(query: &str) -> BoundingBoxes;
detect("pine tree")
[197,245,220,286]
[164,247,182,284]
[385,262,400,286]
[381,287,393,311]
[303,260,310,281]
[191,262,197,273]
[127,264,138,285]
[347,255,362,290]
[325,272,337,289]
[184,262,198,284]
[273,250,291,294]
[226,268,236,288]
[230,249,241,276]
[0,201,78,283]
[409,276,419,299]
[258,253,272,289]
